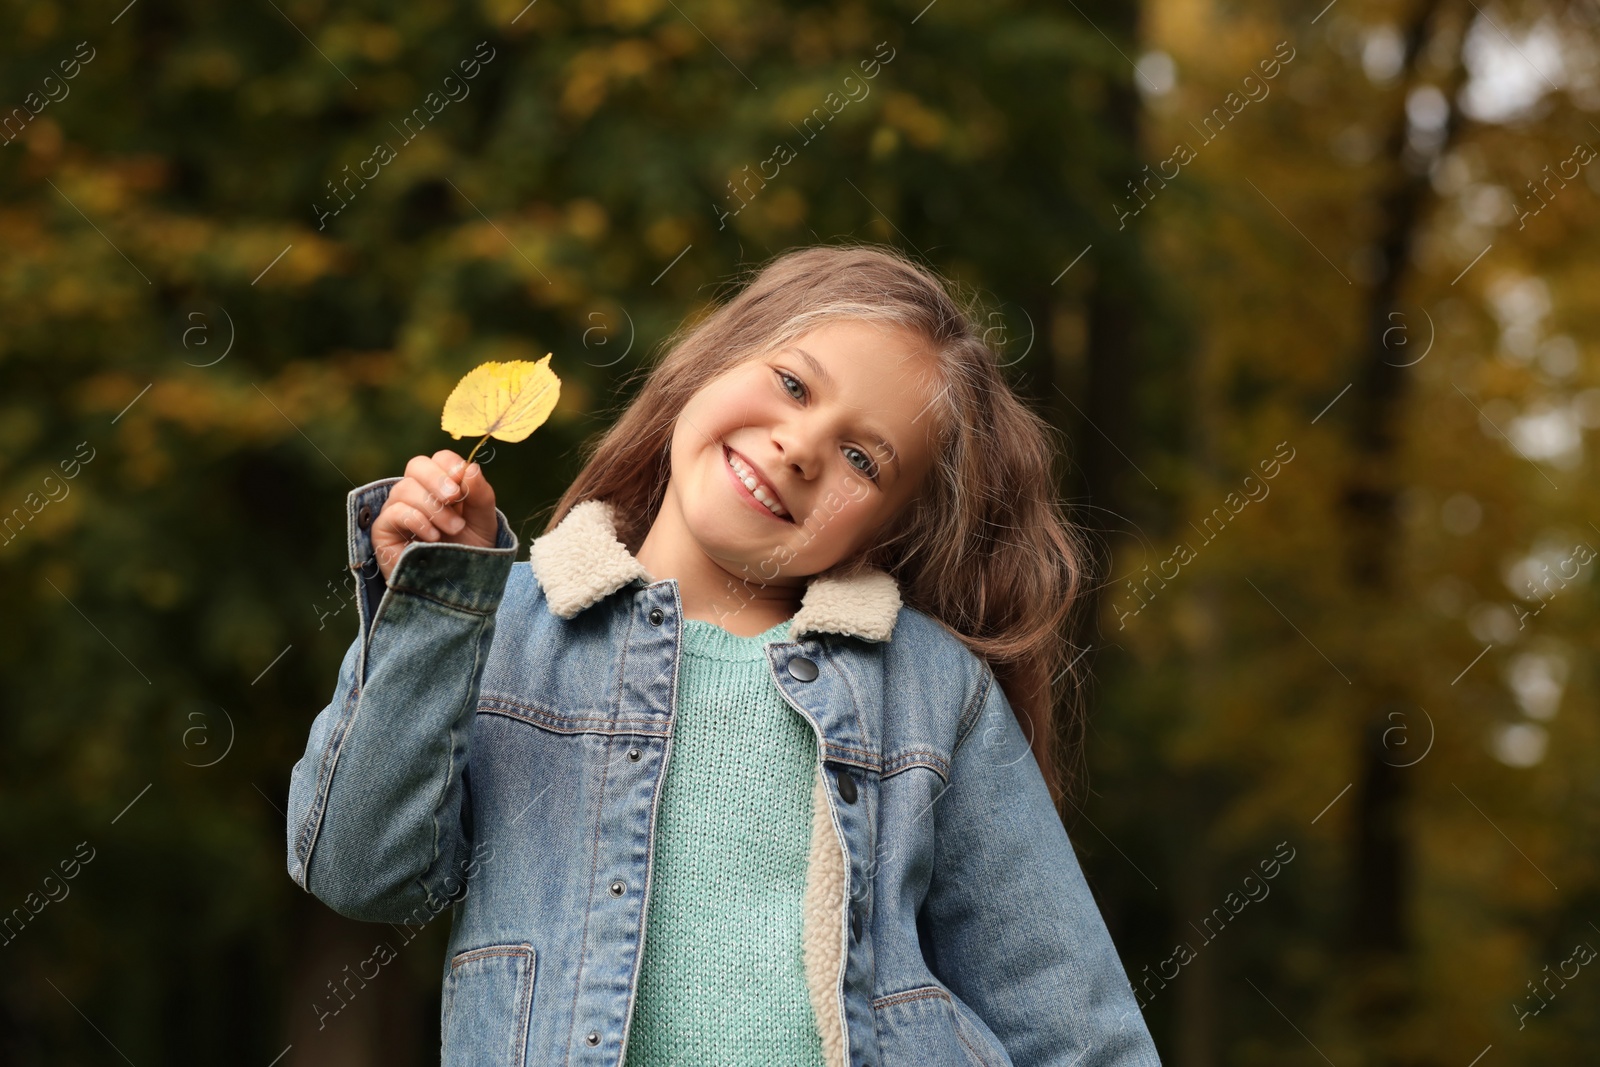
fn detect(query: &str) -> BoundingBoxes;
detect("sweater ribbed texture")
[621,617,827,1067]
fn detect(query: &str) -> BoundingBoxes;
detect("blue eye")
[774,369,881,483]
[843,446,879,478]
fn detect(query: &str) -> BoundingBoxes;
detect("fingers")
[395,476,467,531]
[372,451,499,565]
[421,449,496,538]
[407,450,470,510]
[370,453,498,579]
[457,461,497,525]
[382,499,455,545]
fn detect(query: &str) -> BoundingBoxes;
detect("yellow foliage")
[654,22,698,57]
[598,0,666,29]
[555,377,591,421]
[356,24,403,62]
[529,273,586,307]
[183,46,244,89]
[21,4,56,39]
[24,117,63,159]
[644,216,691,258]
[321,22,401,64]
[162,44,243,93]
[608,38,656,77]
[135,569,184,609]
[52,170,127,217]
[882,92,947,150]
[560,40,660,121]
[46,274,94,317]
[566,198,609,240]
[764,189,806,229]
[235,230,343,287]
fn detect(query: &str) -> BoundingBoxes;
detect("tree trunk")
[1339,2,1465,1060]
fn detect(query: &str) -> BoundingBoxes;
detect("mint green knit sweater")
[621,617,827,1067]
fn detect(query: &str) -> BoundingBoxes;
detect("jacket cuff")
[345,476,520,623]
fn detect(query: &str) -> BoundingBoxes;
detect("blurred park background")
[3,0,1598,1063]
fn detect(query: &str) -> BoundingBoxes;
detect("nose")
[771,417,822,481]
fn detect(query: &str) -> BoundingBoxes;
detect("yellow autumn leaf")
[440,354,562,467]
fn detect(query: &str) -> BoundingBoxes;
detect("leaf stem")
[463,433,491,470]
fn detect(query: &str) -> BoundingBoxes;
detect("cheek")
[691,380,766,435]
[836,507,892,559]
[838,470,876,505]
[673,395,730,452]
[811,492,873,543]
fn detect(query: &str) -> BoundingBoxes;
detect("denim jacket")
[286,477,1163,1067]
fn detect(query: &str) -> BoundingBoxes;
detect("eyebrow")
[786,347,903,480]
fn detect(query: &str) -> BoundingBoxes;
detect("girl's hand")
[371,450,499,584]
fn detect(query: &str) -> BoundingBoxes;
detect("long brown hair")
[545,242,1090,807]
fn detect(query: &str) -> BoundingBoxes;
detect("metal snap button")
[357,504,373,529]
[648,607,664,625]
[585,1031,601,1046]
[834,766,857,804]
[609,879,626,896]
[627,748,642,762]
[787,656,818,682]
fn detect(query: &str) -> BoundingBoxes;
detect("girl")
[287,243,1162,1066]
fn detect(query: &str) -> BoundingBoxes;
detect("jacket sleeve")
[919,668,1163,1067]
[285,476,519,924]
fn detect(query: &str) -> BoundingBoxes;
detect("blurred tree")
[1101,0,1600,1063]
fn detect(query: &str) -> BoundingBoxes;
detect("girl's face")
[653,318,943,587]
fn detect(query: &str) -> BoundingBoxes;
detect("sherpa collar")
[527,499,902,643]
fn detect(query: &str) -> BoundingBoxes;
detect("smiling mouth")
[724,446,793,521]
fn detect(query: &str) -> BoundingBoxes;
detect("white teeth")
[726,450,789,518]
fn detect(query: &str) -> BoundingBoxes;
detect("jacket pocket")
[441,942,537,1067]
[871,984,1015,1067]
